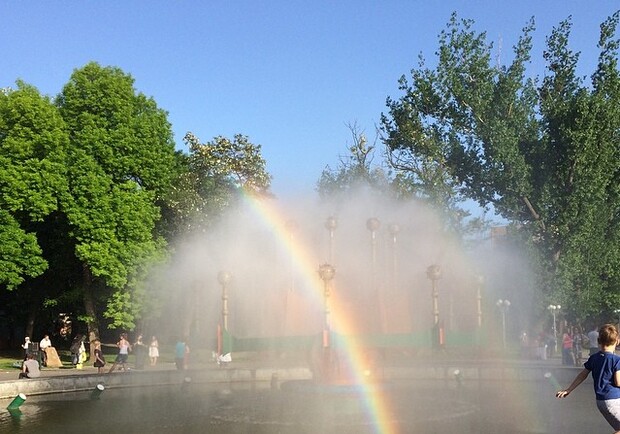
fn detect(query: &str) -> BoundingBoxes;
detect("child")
[556,323,620,433]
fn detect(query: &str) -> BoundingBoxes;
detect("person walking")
[108,333,132,373]
[556,324,620,433]
[149,336,159,366]
[92,340,106,374]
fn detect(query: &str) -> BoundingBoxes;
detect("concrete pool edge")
[0,361,584,400]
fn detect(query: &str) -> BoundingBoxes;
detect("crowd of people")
[520,325,601,366]
[17,332,168,379]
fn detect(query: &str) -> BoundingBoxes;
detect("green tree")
[56,62,179,338]
[0,83,70,337]
[162,132,271,237]
[318,122,487,243]
[381,12,620,318]
[317,123,390,199]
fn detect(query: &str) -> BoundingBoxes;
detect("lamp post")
[318,263,336,381]
[367,217,381,331]
[218,271,232,331]
[614,309,620,330]
[496,299,511,350]
[325,216,338,265]
[426,265,442,325]
[547,304,561,354]
[366,217,381,283]
[318,263,336,342]
[388,223,400,288]
[476,274,484,328]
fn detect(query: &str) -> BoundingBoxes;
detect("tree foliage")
[317,123,390,199]
[56,62,178,332]
[0,82,69,289]
[381,12,620,318]
[161,132,271,236]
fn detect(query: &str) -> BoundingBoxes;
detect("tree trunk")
[82,265,100,350]
[25,305,36,340]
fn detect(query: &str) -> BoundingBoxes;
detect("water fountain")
[148,193,489,431]
[1,192,599,433]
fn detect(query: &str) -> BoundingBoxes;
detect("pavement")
[0,360,181,382]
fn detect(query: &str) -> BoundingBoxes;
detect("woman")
[93,340,106,373]
[149,336,159,366]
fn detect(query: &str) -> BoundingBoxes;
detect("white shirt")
[40,337,52,350]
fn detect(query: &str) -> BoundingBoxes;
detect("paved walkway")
[0,351,580,383]
[0,360,181,382]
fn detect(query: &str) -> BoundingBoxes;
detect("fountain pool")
[0,374,608,434]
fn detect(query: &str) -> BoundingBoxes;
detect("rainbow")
[242,193,397,434]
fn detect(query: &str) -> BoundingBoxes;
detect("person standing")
[19,353,41,379]
[69,334,82,366]
[175,338,189,370]
[562,331,574,366]
[133,334,146,369]
[556,324,620,432]
[573,326,584,366]
[76,336,87,369]
[149,336,159,366]
[39,334,52,367]
[108,333,132,373]
[588,325,601,356]
[21,337,31,360]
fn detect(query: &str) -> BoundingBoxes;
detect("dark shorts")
[115,354,129,363]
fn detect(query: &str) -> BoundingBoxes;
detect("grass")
[0,344,192,370]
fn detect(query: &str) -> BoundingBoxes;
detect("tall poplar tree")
[381,12,620,319]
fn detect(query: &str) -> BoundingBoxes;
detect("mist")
[148,187,537,353]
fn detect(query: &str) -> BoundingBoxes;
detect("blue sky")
[1,1,618,197]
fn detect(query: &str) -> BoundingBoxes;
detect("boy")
[556,323,620,432]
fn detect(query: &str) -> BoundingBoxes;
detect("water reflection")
[0,378,611,434]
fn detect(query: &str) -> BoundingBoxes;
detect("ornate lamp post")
[388,223,400,286]
[476,274,485,328]
[615,309,620,330]
[318,263,336,380]
[218,271,232,331]
[318,263,336,341]
[366,217,381,276]
[497,299,511,350]
[367,217,382,331]
[325,216,338,264]
[426,265,442,325]
[547,304,561,354]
